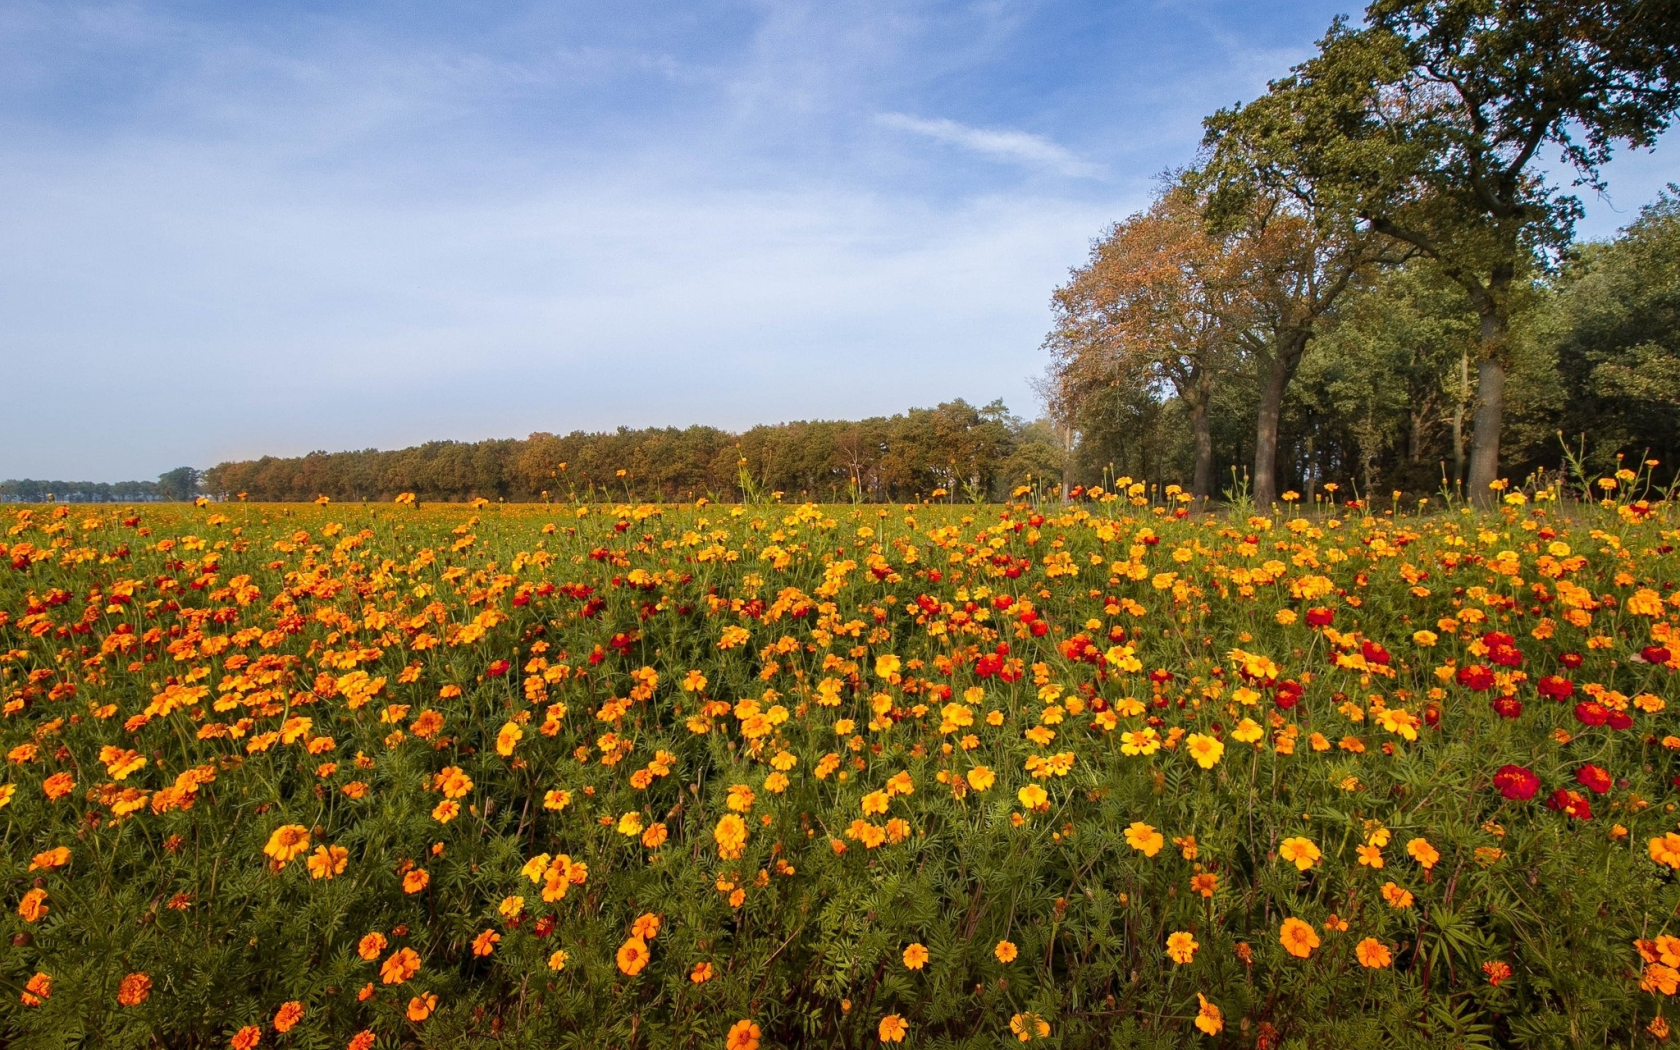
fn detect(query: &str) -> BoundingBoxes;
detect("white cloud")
[877,112,1105,178]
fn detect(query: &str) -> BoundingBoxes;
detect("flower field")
[3,488,1679,1049]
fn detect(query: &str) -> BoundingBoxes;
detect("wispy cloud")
[877,112,1105,178]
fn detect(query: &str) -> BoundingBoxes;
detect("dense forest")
[195,401,1066,504]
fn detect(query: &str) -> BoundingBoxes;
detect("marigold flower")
[1406,837,1440,870]
[1009,1011,1050,1041]
[1125,821,1164,857]
[690,961,714,983]
[273,1001,304,1033]
[1279,917,1319,958]
[263,825,310,866]
[714,813,749,860]
[1382,882,1414,909]
[348,1031,375,1050]
[20,972,51,1007]
[1017,783,1048,810]
[17,887,48,923]
[230,1025,261,1049]
[995,939,1018,963]
[632,912,662,940]
[1278,836,1320,871]
[380,947,420,985]
[616,936,650,975]
[725,1019,761,1050]
[471,930,500,956]
[1493,764,1540,800]
[878,1013,908,1043]
[403,868,430,894]
[1194,993,1223,1035]
[406,992,438,1021]
[358,932,388,960]
[966,766,995,791]
[1483,960,1513,987]
[307,844,349,880]
[1166,931,1198,964]
[117,972,152,1006]
[1356,938,1392,969]
[1185,733,1224,769]
[902,943,929,969]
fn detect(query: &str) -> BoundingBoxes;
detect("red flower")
[486,659,510,678]
[1608,710,1634,731]
[1490,695,1524,720]
[1560,652,1584,669]
[1306,608,1335,628]
[1360,641,1392,667]
[1536,675,1574,701]
[1274,681,1302,711]
[1545,788,1593,820]
[1641,646,1673,665]
[1483,632,1523,668]
[1575,764,1612,794]
[1457,665,1495,691]
[1574,701,1608,727]
[1493,765,1540,801]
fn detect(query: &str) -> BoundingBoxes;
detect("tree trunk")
[1189,398,1213,502]
[1466,305,1508,509]
[1252,334,1307,510]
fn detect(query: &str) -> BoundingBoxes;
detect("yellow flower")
[1017,784,1048,810]
[306,844,348,880]
[1185,733,1224,769]
[1230,718,1263,743]
[263,825,310,866]
[1166,931,1198,964]
[966,766,996,791]
[1406,837,1440,870]
[1125,821,1164,857]
[1278,836,1321,871]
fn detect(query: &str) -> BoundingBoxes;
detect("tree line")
[0,468,200,504]
[1045,0,1680,508]
[194,401,1068,503]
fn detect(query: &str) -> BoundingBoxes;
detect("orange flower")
[20,972,51,1007]
[380,947,421,985]
[307,845,348,880]
[1166,931,1198,964]
[616,937,650,976]
[17,887,48,923]
[406,992,438,1021]
[878,1014,908,1043]
[29,847,70,871]
[1406,837,1440,870]
[548,949,570,971]
[402,869,430,894]
[1381,881,1414,909]
[714,813,748,860]
[902,943,930,969]
[1356,938,1392,969]
[1483,960,1513,987]
[995,940,1018,963]
[357,932,388,960]
[273,1001,304,1033]
[725,1019,761,1050]
[42,772,75,801]
[230,1025,261,1049]
[1279,918,1319,959]
[117,972,152,1006]
[471,930,500,956]
[263,825,310,866]
[690,961,714,983]
[632,913,662,940]
[347,1031,375,1050]
[1194,993,1223,1035]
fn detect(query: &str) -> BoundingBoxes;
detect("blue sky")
[3,0,1674,481]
